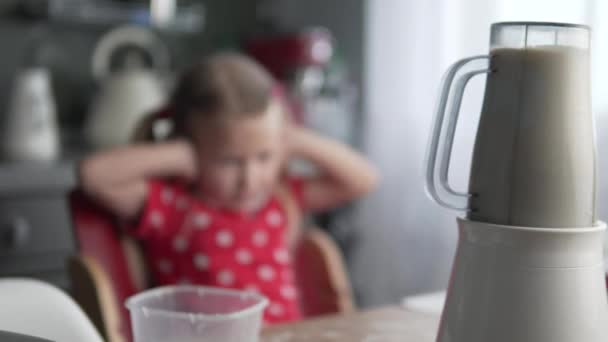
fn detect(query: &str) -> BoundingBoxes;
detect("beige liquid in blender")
[468,46,596,227]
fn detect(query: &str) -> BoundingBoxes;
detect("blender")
[426,22,608,342]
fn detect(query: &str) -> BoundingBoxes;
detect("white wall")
[354,0,458,306]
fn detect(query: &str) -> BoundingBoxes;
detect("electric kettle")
[85,26,170,148]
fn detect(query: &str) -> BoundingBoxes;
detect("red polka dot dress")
[133,180,302,324]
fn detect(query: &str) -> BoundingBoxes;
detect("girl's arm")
[79,141,197,220]
[288,126,379,212]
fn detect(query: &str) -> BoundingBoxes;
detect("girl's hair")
[133,52,275,142]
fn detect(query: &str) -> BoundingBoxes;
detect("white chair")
[0,278,104,342]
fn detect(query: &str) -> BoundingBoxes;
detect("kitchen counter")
[261,306,440,342]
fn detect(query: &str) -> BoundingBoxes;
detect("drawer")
[0,195,76,256]
[0,162,77,290]
[0,250,71,274]
[0,162,75,196]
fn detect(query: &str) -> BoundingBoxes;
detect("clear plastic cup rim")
[125,285,269,322]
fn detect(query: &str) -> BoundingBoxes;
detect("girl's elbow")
[78,158,103,195]
[78,160,92,188]
[366,166,381,192]
[354,166,380,197]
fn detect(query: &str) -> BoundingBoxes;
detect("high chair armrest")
[69,256,126,342]
[296,227,355,316]
[120,236,150,291]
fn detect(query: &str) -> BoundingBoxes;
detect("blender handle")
[425,55,490,210]
[440,68,491,197]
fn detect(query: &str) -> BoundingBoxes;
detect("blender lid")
[492,21,590,30]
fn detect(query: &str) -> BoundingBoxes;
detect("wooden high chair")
[68,191,355,342]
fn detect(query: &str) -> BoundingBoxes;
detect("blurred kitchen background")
[1,0,607,309]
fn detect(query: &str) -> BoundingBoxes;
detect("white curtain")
[352,0,602,307]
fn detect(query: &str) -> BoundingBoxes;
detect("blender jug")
[426,22,595,227]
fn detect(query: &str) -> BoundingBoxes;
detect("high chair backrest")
[69,191,137,342]
[69,189,354,342]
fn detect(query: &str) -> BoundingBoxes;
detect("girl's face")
[190,104,286,213]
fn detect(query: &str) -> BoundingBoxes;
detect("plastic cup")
[125,285,268,342]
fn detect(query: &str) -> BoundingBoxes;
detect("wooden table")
[261,307,440,342]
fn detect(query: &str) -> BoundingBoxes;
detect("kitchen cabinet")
[0,162,76,289]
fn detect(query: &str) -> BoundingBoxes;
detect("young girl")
[79,52,378,324]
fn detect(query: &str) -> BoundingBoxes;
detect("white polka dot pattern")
[193,253,209,270]
[258,265,275,281]
[266,209,282,227]
[281,285,297,300]
[192,212,211,229]
[252,230,268,247]
[217,269,235,286]
[268,302,284,316]
[236,248,253,265]
[216,230,234,247]
[158,259,172,274]
[141,182,302,323]
[150,210,164,228]
[161,188,174,204]
[173,236,188,252]
[274,248,290,264]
